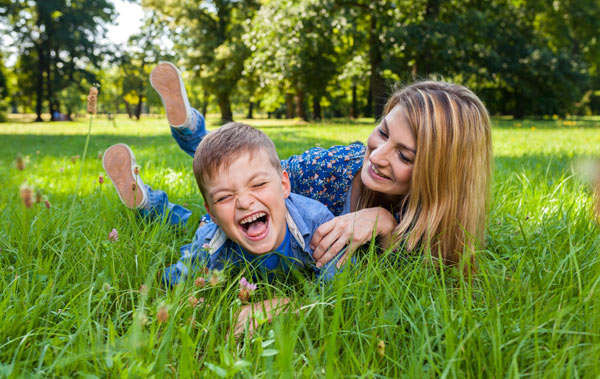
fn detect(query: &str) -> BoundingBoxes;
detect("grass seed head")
[87,87,98,114]
[377,340,385,357]
[16,153,25,170]
[98,175,104,185]
[20,185,33,208]
[157,305,169,323]
[44,199,51,209]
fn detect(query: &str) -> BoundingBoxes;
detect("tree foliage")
[1,0,115,120]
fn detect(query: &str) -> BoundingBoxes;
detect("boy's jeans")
[143,109,207,227]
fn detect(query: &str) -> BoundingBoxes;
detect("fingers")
[335,247,356,269]
[313,230,343,265]
[316,236,347,268]
[310,220,336,252]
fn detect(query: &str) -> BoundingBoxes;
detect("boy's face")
[204,149,291,255]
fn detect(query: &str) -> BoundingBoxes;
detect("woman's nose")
[370,141,391,166]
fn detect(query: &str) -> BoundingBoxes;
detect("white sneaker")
[150,62,194,131]
[102,144,149,209]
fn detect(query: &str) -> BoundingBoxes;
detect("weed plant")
[0,115,599,377]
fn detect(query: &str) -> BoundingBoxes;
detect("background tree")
[144,0,260,123]
[247,0,340,121]
[115,13,175,120]
[2,0,115,121]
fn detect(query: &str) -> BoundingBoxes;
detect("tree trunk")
[247,101,254,119]
[285,93,294,119]
[134,93,143,120]
[365,79,373,118]
[202,90,209,116]
[217,94,233,123]
[295,90,307,121]
[124,100,133,119]
[350,83,357,119]
[369,15,385,120]
[35,43,44,122]
[312,95,322,120]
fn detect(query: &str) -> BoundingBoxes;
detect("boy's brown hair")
[193,122,282,199]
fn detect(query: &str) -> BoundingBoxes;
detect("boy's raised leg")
[102,143,192,227]
[150,62,209,157]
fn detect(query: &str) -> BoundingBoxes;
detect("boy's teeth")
[240,212,266,224]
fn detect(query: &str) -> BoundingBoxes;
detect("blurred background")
[0,0,598,123]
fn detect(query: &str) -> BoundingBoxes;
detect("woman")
[105,62,492,271]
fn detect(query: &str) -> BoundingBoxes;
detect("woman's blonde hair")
[359,81,492,271]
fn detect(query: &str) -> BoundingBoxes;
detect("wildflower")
[108,228,119,242]
[87,86,98,115]
[202,243,210,250]
[20,185,33,208]
[238,277,257,303]
[102,283,111,292]
[135,311,148,326]
[44,199,51,209]
[59,167,64,173]
[377,340,385,357]
[98,175,104,184]
[209,270,222,287]
[531,127,536,131]
[131,182,137,191]
[188,296,199,307]
[157,305,169,323]
[16,153,25,170]
[187,315,196,326]
[194,277,206,288]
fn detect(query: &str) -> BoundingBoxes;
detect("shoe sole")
[150,62,189,128]
[102,144,146,209]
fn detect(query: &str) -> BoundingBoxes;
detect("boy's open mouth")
[239,211,270,240]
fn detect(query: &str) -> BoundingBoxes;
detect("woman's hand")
[310,207,397,269]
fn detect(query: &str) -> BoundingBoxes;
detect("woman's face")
[361,105,416,196]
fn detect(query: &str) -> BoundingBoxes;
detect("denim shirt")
[163,193,347,286]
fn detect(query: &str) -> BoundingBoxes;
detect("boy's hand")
[231,298,290,339]
[310,207,397,269]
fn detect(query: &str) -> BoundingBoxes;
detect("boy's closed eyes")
[202,149,291,256]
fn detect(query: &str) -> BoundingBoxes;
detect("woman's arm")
[309,207,397,268]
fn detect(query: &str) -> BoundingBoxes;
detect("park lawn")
[0,114,599,376]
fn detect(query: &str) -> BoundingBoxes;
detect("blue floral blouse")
[281,143,365,216]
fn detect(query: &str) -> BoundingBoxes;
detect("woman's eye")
[398,151,413,163]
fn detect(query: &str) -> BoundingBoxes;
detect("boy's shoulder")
[285,192,334,241]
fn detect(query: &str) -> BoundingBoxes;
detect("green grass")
[1,114,599,377]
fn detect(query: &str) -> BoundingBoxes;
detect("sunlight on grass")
[1,115,599,376]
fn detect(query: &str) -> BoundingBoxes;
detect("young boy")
[102,123,347,285]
